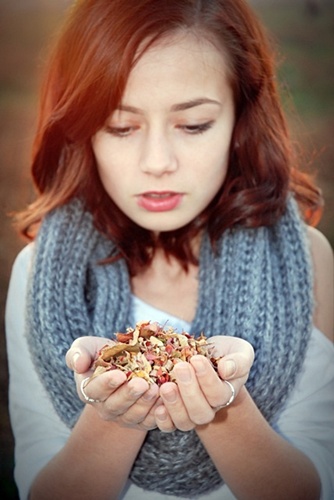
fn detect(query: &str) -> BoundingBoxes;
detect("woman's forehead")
[120,32,232,105]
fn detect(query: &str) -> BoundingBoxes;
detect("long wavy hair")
[16,0,322,272]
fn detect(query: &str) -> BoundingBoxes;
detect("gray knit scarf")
[26,196,313,498]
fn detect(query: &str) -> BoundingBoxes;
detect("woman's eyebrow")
[116,104,144,115]
[171,98,221,111]
[116,98,221,115]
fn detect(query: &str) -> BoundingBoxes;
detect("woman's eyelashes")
[177,121,214,134]
[104,125,137,137]
[104,120,215,138]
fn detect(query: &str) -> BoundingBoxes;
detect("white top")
[5,244,334,500]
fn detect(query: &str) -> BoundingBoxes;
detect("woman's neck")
[131,248,199,323]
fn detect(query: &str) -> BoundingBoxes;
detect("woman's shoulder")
[8,243,34,297]
[7,243,35,298]
[11,242,34,273]
[307,226,334,342]
[307,226,333,257]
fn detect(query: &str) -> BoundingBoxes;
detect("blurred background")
[1,0,333,498]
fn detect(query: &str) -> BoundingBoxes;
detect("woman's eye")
[180,121,214,134]
[105,126,135,137]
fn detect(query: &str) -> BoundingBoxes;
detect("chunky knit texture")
[26,196,313,497]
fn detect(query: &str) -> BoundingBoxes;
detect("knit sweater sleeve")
[274,327,334,500]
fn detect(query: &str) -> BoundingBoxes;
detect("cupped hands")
[65,334,254,433]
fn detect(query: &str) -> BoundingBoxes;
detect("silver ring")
[215,380,236,411]
[80,377,103,404]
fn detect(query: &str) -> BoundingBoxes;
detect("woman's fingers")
[67,334,255,431]
[190,355,236,408]
[78,371,162,428]
[155,385,188,431]
[155,404,177,432]
[217,353,252,383]
[77,369,127,405]
[66,336,161,428]
[208,336,255,380]
[160,361,227,428]
[65,336,114,373]
[161,354,248,428]
[117,383,160,426]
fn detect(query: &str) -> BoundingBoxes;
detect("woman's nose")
[139,129,178,176]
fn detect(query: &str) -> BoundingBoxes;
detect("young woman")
[6,0,334,499]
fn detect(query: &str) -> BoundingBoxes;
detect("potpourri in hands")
[90,321,221,386]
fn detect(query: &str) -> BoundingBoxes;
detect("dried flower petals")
[90,320,221,386]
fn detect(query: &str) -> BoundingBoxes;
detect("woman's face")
[92,33,235,232]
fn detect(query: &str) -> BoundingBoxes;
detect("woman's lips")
[137,191,183,212]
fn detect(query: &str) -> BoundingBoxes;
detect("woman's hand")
[155,336,255,432]
[65,335,254,433]
[65,336,160,430]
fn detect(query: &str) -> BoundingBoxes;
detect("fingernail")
[130,387,146,397]
[162,387,177,403]
[224,360,236,378]
[156,407,167,421]
[142,388,157,402]
[109,371,126,387]
[176,365,191,382]
[72,352,80,369]
[191,356,206,374]
[109,378,120,388]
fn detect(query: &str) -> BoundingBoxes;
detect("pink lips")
[137,191,183,212]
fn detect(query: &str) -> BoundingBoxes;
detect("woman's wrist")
[195,386,321,499]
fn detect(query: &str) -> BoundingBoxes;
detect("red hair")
[17,0,322,272]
